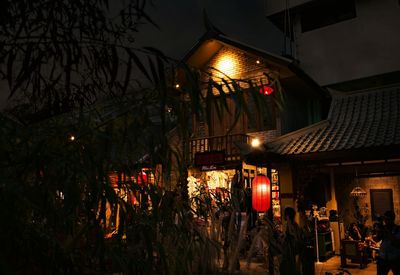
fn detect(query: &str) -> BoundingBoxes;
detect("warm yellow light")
[251,138,260,147]
[69,135,75,141]
[256,60,260,64]
[215,56,236,77]
[258,183,267,192]
[175,84,180,88]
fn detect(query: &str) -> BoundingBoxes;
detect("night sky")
[0,0,284,110]
[136,0,284,59]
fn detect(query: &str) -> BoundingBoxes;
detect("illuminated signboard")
[194,151,225,167]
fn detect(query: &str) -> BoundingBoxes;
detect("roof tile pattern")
[269,86,400,155]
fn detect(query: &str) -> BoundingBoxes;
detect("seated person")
[365,224,382,261]
[347,223,363,241]
[366,222,382,248]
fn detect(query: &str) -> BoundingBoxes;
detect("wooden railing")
[189,134,251,164]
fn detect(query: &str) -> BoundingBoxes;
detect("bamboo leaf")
[231,79,252,121]
[127,48,152,83]
[6,50,14,89]
[179,64,203,120]
[147,56,159,87]
[209,87,222,124]
[109,46,119,86]
[10,51,46,99]
[22,43,33,71]
[65,47,72,96]
[221,78,239,110]
[140,11,160,30]
[156,55,166,91]
[122,56,132,93]
[212,79,231,115]
[143,46,167,62]
[205,81,213,135]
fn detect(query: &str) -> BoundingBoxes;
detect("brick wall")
[361,176,400,224]
[335,174,400,226]
[205,46,269,87]
[247,129,279,143]
[196,45,279,136]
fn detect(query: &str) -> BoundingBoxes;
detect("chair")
[340,240,368,269]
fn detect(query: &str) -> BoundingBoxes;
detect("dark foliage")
[0,0,157,122]
[0,1,284,274]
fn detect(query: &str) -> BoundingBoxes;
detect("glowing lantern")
[137,171,147,184]
[259,85,274,95]
[252,175,271,212]
[109,172,119,188]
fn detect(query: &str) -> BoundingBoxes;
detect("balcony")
[189,134,251,165]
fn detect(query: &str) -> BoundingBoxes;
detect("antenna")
[283,0,293,57]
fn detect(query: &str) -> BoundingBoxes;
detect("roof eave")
[282,144,400,163]
[182,32,327,97]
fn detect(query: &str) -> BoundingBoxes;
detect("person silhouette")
[376,210,400,275]
[280,207,304,275]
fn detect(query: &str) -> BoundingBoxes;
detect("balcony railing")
[189,134,251,165]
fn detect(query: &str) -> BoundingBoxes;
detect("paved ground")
[236,255,395,274]
[315,256,379,275]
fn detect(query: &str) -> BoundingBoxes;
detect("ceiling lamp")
[350,186,367,198]
[251,138,260,148]
[215,55,236,77]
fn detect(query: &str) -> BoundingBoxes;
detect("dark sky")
[0,1,284,110]
[136,0,284,59]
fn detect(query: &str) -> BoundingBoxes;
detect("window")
[301,0,356,32]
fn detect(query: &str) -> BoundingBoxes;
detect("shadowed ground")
[233,256,389,274]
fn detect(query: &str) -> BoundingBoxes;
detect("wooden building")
[180,30,328,223]
[252,86,400,222]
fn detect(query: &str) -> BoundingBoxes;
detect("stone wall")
[335,174,400,227]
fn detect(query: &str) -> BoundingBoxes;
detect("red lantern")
[259,85,274,95]
[252,175,271,212]
[109,172,119,188]
[137,171,147,184]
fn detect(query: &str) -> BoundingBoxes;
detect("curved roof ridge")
[265,85,400,156]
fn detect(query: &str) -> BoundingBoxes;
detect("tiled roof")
[267,85,400,155]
